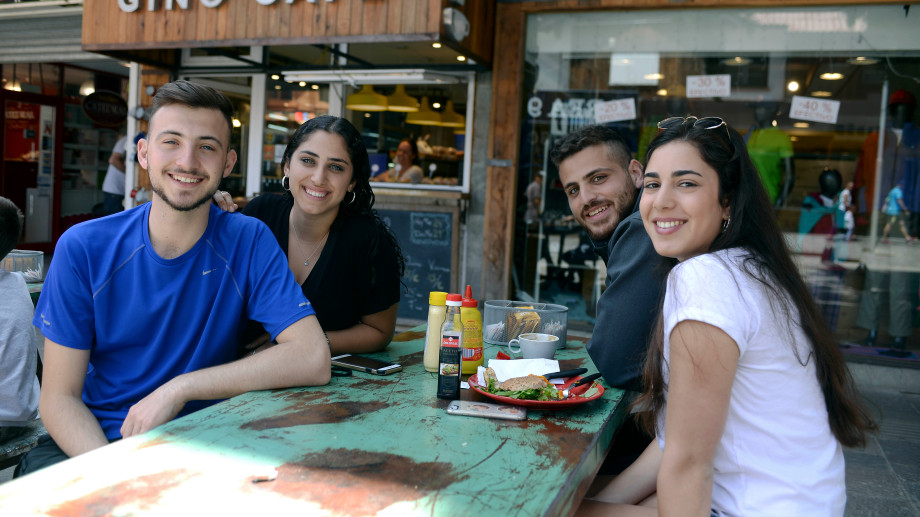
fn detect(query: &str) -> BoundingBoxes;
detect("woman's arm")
[587,439,663,505]
[326,303,398,354]
[657,320,738,517]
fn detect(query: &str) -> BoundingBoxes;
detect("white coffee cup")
[507,333,559,359]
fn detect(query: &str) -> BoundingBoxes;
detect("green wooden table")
[0,327,627,516]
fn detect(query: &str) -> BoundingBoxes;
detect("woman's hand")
[212,191,238,212]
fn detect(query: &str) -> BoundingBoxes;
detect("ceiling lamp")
[345,85,387,112]
[819,72,844,80]
[5,63,21,92]
[438,100,465,128]
[386,84,419,113]
[848,56,879,66]
[723,56,751,66]
[405,97,441,126]
[79,80,95,96]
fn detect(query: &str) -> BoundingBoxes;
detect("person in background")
[0,197,40,444]
[880,182,916,244]
[581,116,876,516]
[214,116,404,355]
[101,134,127,215]
[838,180,855,242]
[383,138,424,184]
[17,80,331,476]
[550,125,661,475]
[524,170,545,226]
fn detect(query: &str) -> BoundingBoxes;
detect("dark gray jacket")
[587,196,665,392]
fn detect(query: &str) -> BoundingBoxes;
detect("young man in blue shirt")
[19,81,331,475]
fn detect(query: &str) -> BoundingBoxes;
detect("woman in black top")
[221,116,404,354]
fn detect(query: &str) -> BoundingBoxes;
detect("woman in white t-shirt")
[581,117,876,517]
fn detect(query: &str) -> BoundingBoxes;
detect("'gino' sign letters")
[118,0,332,13]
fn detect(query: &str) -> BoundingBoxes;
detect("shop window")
[519,5,920,353]
[2,63,60,96]
[271,69,474,193]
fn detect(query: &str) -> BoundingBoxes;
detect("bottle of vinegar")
[437,293,463,399]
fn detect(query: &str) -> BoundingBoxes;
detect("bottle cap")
[446,293,462,306]
[429,291,448,305]
[463,285,473,300]
[462,298,478,308]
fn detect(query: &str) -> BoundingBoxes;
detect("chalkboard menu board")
[378,208,455,320]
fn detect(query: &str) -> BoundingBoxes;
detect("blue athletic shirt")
[34,203,316,439]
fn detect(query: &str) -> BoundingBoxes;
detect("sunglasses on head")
[657,116,731,141]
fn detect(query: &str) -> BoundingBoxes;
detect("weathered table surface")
[0,326,627,516]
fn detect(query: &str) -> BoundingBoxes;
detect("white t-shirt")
[657,248,845,516]
[101,136,127,195]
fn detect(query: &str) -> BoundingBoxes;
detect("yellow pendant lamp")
[405,96,441,126]
[386,84,419,113]
[345,85,388,112]
[439,100,465,128]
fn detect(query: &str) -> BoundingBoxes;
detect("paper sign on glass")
[686,74,731,98]
[789,95,841,125]
[594,98,637,124]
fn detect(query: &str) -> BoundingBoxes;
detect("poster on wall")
[4,102,40,161]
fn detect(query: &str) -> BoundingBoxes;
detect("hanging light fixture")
[79,79,95,96]
[5,63,21,92]
[405,96,441,126]
[386,84,419,112]
[345,84,388,112]
[438,100,465,128]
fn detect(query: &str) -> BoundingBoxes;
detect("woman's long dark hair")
[282,115,406,287]
[635,118,876,448]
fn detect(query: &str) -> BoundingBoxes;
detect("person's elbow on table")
[278,315,332,386]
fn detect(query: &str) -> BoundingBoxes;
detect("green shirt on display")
[747,127,794,203]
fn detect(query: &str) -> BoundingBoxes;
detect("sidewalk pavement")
[844,388,920,516]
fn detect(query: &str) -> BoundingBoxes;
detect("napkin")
[476,358,560,384]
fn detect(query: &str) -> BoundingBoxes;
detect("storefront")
[0,0,132,252]
[78,0,495,321]
[485,1,919,363]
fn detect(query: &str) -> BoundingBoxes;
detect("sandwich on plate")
[481,367,562,401]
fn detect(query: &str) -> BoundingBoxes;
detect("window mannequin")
[746,102,795,206]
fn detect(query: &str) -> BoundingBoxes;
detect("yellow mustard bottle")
[460,285,483,374]
[423,291,448,372]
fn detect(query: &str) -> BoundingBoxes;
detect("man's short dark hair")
[550,125,633,169]
[0,196,24,260]
[150,80,234,139]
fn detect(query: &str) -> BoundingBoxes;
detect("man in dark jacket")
[551,125,663,392]
[550,126,663,473]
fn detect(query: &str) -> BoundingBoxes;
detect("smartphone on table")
[446,400,527,420]
[331,354,403,375]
